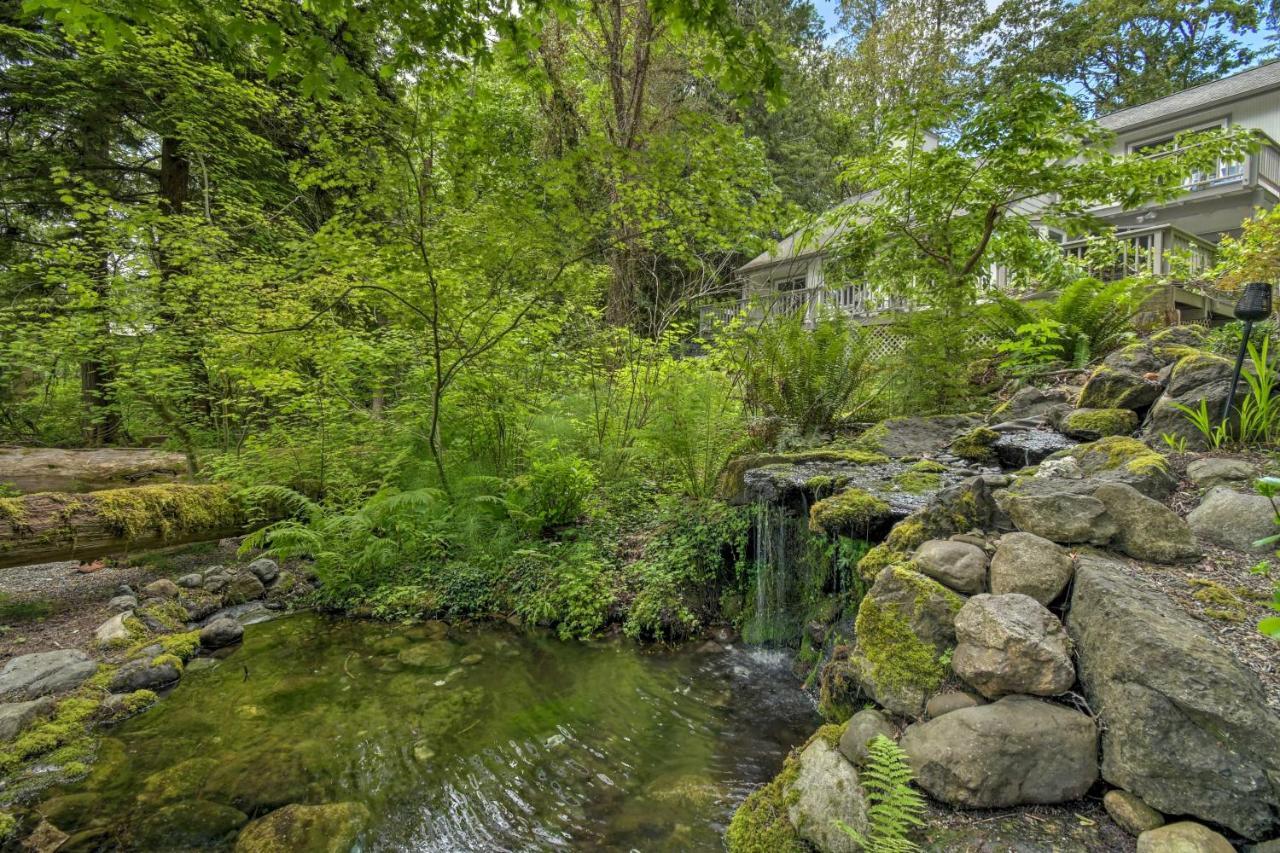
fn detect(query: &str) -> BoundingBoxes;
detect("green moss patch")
[853,568,960,702]
[892,470,942,494]
[1070,435,1168,478]
[950,427,1000,464]
[855,544,909,582]
[90,484,240,541]
[725,750,806,853]
[809,489,891,535]
[1062,408,1138,438]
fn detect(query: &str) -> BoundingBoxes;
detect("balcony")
[1060,223,1218,281]
[697,284,909,334]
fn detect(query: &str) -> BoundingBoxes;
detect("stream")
[39,613,819,851]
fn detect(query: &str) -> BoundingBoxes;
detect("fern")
[838,735,926,853]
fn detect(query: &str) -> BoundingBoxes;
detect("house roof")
[1096,60,1280,134]
[737,192,874,273]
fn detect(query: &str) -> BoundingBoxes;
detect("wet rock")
[246,558,279,585]
[1187,457,1256,490]
[234,802,370,853]
[1003,491,1116,544]
[1068,553,1280,839]
[1094,482,1199,563]
[109,658,181,692]
[95,612,132,647]
[1035,456,1083,479]
[134,800,247,850]
[222,572,265,605]
[992,429,1077,468]
[952,594,1075,698]
[100,690,156,720]
[398,641,456,670]
[23,819,69,853]
[913,540,988,595]
[203,750,319,814]
[143,579,180,599]
[36,793,103,833]
[837,709,896,766]
[848,566,964,717]
[1104,789,1165,836]
[200,617,244,650]
[785,737,868,853]
[989,532,1074,605]
[925,691,983,718]
[858,414,983,458]
[0,649,97,701]
[900,695,1098,808]
[106,594,137,614]
[0,696,55,741]
[991,387,1075,422]
[1136,822,1234,853]
[176,573,204,589]
[1188,487,1276,553]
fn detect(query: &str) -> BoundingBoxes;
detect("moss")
[0,812,15,841]
[1071,435,1168,477]
[91,484,240,542]
[1151,343,1201,363]
[853,568,959,700]
[885,516,928,552]
[103,690,158,723]
[1062,408,1139,438]
[855,545,909,582]
[893,470,942,494]
[150,653,185,674]
[0,497,26,526]
[910,459,948,474]
[134,600,189,632]
[817,655,860,721]
[804,474,849,497]
[725,751,806,853]
[155,630,201,661]
[809,489,891,535]
[1171,351,1231,381]
[950,427,1000,463]
[1189,578,1248,622]
[0,697,100,773]
[851,422,890,454]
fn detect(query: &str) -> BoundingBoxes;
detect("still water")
[43,613,818,851]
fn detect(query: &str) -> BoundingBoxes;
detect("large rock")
[785,737,868,853]
[838,709,896,766]
[1068,553,1280,839]
[222,572,266,605]
[108,658,181,692]
[1060,408,1139,441]
[1141,353,1240,450]
[1054,436,1177,499]
[1078,365,1164,411]
[1186,457,1256,490]
[0,696,55,741]
[143,578,180,599]
[989,532,1074,605]
[1093,482,1199,563]
[200,617,245,650]
[246,558,279,585]
[234,802,370,853]
[133,800,248,850]
[991,386,1075,422]
[913,540,988,595]
[951,594,1075,699]
[1136,822,1234,853]
[95,612,133,646]
[899,695,1098,808]
[1188,487,1276,553]
[848,567,965,717]
[1003,491,1116,544]
[0,649,97,700]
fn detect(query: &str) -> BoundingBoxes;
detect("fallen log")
[0,484,251,569]
[0,446,189,494]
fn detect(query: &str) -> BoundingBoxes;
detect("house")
[704,61,1280,334]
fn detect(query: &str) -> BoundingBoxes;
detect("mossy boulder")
[848,566,965,717]
[1060,408,1139,441]
[950,427,1000,464]
[717,450,889,505]
[1077,364,1164,411]
[1048,435,1175,499]
[725,749,806,853]
[234,802,369,853]
[808,488,892,536]
[134,800,248,850]
[853,415,982,458]
[854,544,910,583]
[1140,351,1246,450]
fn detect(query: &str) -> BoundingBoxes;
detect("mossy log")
[0,484,248,569]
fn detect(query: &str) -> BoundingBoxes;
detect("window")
[1129,118,1244,190]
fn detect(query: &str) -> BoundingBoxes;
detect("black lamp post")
[1221,282,1275,423]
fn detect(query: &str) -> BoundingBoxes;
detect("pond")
[40,613,819,851]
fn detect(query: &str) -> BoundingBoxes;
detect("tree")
[983,0,1271,115]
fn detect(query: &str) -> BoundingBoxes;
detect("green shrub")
[513,454,596,531]
[983,276,1141,368]
[511,543,615,640]
[643,364,743,499]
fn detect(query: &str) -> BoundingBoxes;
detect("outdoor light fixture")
[1221,282,1275,423]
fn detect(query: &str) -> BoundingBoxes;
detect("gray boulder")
[0,649,97,700]
[925,691,984,719]
[222,572,266,605]
[952,593,1075,699]
[838,709,896,766]
[1068,553,1280,839]
[176,573,204,589]
[1093,482,1199,563]
[202,567,231,594]
[1141,353,1240,450]
[1188,487,1277,553]
[913,539,989,594]
[786,737,868,853]
[143,578,180,599]
[1003,491,1116,544]
[109,658,182,693]
[989,532,1074,605]
[0,696,55,741]
[1078,366,1164,411]
[95,611,133,647]
[106,594,137,614]
[899,695,1098,808]
[200,617,244,650]
[1187,457,1256,490]
[246,558,280,585]
[993,386,1076,422]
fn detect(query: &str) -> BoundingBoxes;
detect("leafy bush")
[643,363,744,499]
[510,543,615,640]
[1255,477,1280,641]
[984,277,1142,370]
[509,453,596,532]
[1173,339,1279,449]
[737,310,873,436]
[838,735,926,853]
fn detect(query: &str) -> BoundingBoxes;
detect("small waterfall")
[744,496,843,645]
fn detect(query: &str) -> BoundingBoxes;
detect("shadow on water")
[43,613,819,851]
